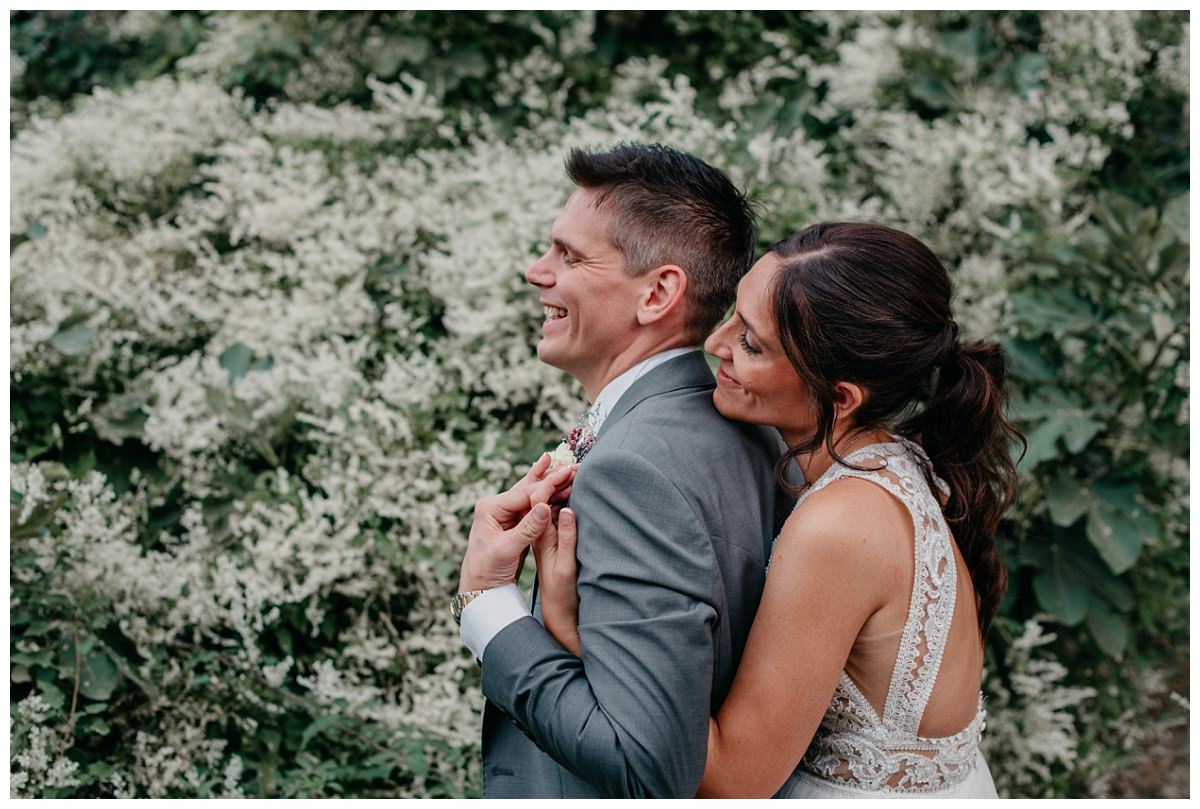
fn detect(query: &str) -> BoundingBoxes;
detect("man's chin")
[534,341,567,371]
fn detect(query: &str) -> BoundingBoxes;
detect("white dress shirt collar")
[587,347,698,433]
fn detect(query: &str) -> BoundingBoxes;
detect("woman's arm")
[697,478,900,797]
[536,476,905,797]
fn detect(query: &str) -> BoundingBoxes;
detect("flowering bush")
[10,10,1188,797]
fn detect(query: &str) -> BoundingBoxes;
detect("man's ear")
[636,265,688,325]
[832,381,867,422]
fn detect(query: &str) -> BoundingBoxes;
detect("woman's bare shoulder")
[772,475,914,585]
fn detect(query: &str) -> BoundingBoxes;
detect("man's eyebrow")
[552,236,585,257]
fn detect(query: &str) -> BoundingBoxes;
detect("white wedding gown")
[773,438,999,799]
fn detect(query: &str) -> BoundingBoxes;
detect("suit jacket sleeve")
[480,448,719,798]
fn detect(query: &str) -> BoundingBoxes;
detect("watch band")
[450,589,486,625]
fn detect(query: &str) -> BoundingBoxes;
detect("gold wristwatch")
[450,589,485,625]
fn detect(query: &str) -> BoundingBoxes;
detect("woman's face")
[704,253,818,446]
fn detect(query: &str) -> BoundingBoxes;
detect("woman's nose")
[704,319,731,358]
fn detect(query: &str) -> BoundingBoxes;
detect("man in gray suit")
[454,143,784,798]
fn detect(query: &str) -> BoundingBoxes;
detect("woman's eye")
[737,332,761,355]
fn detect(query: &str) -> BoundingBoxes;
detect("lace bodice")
[774,437,987,795]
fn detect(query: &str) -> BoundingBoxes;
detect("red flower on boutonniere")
[567,426,595,462]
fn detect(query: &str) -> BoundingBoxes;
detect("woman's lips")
[716,366,742,388]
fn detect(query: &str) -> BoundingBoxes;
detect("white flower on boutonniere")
[548,441,575,470]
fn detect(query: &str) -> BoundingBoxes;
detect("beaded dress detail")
[774,437,990,797]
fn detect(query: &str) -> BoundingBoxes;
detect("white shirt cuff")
[459,583,531,660]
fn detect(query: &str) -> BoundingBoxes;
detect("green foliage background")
[9,10,1189,797]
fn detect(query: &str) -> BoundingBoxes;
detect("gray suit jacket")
[479,352,785,797]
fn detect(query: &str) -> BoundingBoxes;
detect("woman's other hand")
[535,508,581,656]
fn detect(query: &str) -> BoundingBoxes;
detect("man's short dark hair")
[565,143,757,341]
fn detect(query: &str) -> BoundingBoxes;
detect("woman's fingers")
[515,452,553,487]
[528,465,576,506]
[492,460,571,518]
[480,460,576,533]
[482,487,533,523]
[555,508,578,576]
[532,515,556,563]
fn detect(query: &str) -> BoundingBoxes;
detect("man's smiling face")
[525,188,645,395]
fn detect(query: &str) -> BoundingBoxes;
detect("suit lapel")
[596,352,716,440]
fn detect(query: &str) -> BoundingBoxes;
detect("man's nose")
[526,251,554,287]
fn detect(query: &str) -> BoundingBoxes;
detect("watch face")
[451,591,478,624]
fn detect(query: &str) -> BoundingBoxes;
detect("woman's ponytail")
[902,340,1021,638]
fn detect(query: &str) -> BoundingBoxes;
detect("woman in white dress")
[534,222,1020,797]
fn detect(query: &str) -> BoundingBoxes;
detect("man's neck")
[583,347,698,435]
[581,339,697,401]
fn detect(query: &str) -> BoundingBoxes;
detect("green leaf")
[446,46,488,78]
[938,26,983,68]
[1019,418,1065,470]
[11,649,53,667]
[1095,192,1141,236]
[369,48,403,78]
[11,491,69,540]
[910,74,955,109]
[371,35,430,75]
[1002,337,1056,383]
[219,343,254,382]
[274,626,294,656]
[300,714,339,750]
[81,715,112,736]
[1084,506,1147,571]
[260,728,282,753]
[48,325,95,356]
[1032,551,1090,625]
[1155,240,1189,282]
[1065,545,1136,612]
[1162,193,1189,243]
[78,650,120,701]
[1046,474,1090,526]
[1060,416,1103,453]
[36,680,66,709]
[247,432,280,467]
[1086,598,1128,659]
[406,746,430,778]
[1013,53,1047,92]
[1090,569,1134,612]
[1085,482,1153,573]
[92,393,149,445]
[395,35,431,63]
[86,761,118,779]
[12,664,31,683]
[1008,288,1095,335]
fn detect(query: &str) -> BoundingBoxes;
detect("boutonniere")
[550,425,595,469]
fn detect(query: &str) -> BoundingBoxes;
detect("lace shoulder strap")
[795,439,958,737]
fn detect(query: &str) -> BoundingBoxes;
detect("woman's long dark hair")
[770,222,1022,638]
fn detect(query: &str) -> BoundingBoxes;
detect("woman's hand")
[458,454,576,592]
[534,507,581,656]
